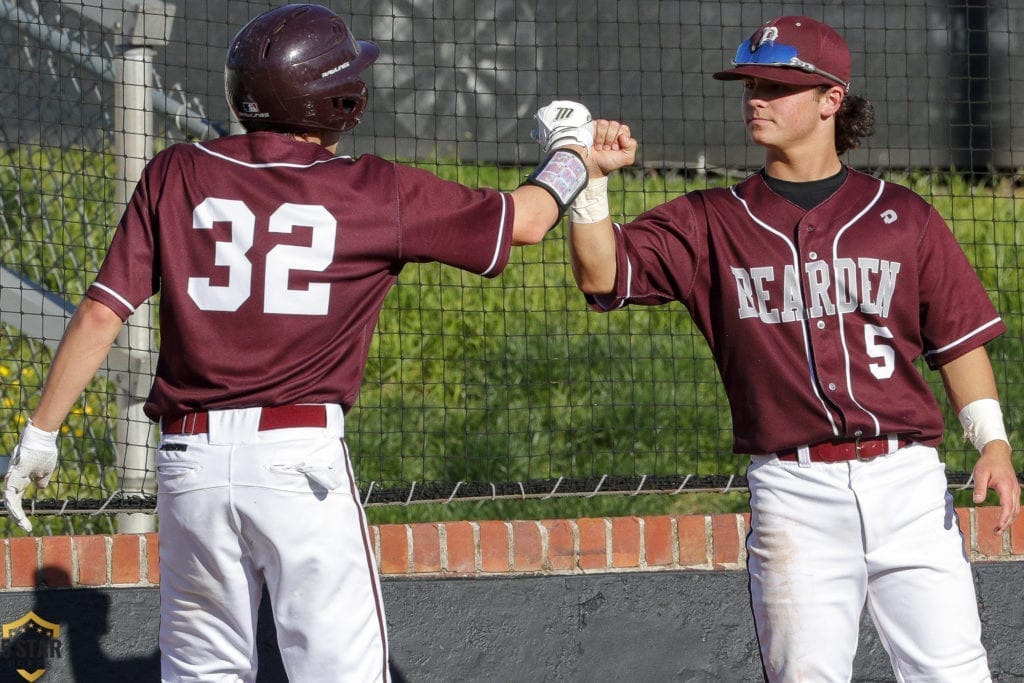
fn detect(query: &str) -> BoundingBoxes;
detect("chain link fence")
[2,0,1022,533]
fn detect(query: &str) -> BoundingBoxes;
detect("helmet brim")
[350,40,380,75]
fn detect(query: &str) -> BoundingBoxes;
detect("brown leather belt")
[776,436,910,463]
[161,404,328,435]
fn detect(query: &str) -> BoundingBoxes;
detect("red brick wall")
[1,509,1022,589]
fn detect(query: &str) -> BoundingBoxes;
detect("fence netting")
[1,0,1021,532]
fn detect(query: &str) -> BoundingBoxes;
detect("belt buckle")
[854,436,875,462]
[851,438,868,464]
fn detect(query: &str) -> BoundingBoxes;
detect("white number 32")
[186,198,336,316]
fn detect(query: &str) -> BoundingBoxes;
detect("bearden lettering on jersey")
[732,257,901,323]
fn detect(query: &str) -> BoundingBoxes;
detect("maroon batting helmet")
[225,4,379,133]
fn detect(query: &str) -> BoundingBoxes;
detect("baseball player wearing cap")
[3,4,590,682]
[537,15,1020,682]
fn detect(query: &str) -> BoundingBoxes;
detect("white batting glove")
[531,100,595,154]
[3,421,59,534]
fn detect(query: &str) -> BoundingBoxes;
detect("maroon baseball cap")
[713,16,851,90]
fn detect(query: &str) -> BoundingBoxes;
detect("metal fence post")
[112,44,157,533]
[80,0,177,533]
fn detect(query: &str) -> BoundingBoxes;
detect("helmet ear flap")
[331,80,368,132]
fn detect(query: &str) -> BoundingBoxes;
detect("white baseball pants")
[155,405,389,682]
[746,444,990,682]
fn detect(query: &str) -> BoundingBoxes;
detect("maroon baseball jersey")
[86,132,515,420]
[590,168,1005,454]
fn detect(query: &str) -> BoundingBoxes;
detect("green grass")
[1,147,1021,530]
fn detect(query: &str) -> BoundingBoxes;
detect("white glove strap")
[958,398,1009,452]
[546,127,594,155]
[22,420,59,451]
[533,100,595,154]
[570,175,610,224]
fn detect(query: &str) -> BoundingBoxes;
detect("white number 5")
[187,198,336,316]
[865,324,895,380]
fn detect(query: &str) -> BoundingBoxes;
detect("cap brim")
[712,64,834,88]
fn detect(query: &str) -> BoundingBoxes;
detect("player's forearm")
[938,346,1000,413]
[511,143,590,245]
[568,216,617,294]
[509,184,563,245]
[940,345,1012,455]
[31,298,124,431]
[565,166,617,294]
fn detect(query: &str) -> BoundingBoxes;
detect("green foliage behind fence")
[1,147,1022,530]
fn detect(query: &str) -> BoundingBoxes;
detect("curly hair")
[834,93,875,155]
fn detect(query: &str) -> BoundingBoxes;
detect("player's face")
[741,78,831,152]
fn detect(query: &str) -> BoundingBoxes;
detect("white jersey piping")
[90,282,135,314]
[480,193,510,277]
[832,178,887,436]
[925,317,1004,359]
[194,142,353,169]
[730,186,840,436]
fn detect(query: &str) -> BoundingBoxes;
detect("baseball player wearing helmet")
[2,4,590,682]
[550,15,1020,682]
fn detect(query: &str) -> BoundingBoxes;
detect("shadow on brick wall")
[0,567,160,680]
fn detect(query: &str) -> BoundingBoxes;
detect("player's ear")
[820,86,845,119]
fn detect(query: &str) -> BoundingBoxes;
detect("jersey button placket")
[800,224,843,409]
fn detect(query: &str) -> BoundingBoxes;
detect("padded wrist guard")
[522,148,589,228]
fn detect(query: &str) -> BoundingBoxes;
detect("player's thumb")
[972,474,989,503]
